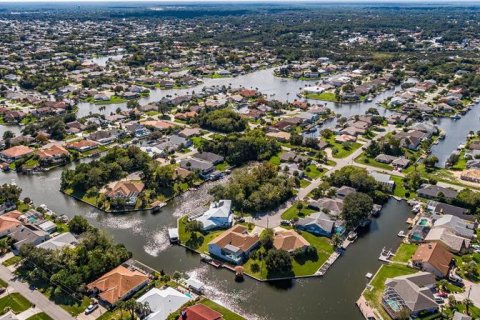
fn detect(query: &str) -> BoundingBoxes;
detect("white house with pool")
[194,200,233,231]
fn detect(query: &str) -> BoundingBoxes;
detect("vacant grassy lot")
[392,243,417,263]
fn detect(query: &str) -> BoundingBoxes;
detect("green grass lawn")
[215,162,229,171]
[304,92,338,102]
[178,216,224,254]
[391,175,415,199]
[454,253,480,282]
[0,278,7,288]
[392,243,417,263]
[199,298,245,320]
[363,264,415,320]
[0,293,32,314]
[243,231,334,279]
[96,309,131,320]
[268,154,281,166]
[355,154,393,170]
[281,202,315,220]
[2,255,22,267]
[451,150,467,171]
[300,179,311,188]
[191,137,206,149]
[26,313,54,320]
[326,137,362,158]
[305,164,323,179]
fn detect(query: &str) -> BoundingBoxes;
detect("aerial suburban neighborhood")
[0,1,479,320]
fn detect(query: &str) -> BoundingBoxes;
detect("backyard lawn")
[363,264,415,320]
[178,216,224,254]
[305,164,323,179]
[199,298,246,320]
[392,243,418,263]
[304,92,338,102]
[0,293,32,314]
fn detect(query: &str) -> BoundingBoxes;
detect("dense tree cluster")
[60,146,152,192]
[341,192,374,229]
[209,162,295,212]
[0,184,22,206]
[201,130,280,166]
[197,109,247,133]
[18,216,131,296]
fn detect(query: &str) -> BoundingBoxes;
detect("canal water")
[0,160,413,320]
[1,66,479,319]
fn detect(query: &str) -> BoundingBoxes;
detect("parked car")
[85,304,99,315]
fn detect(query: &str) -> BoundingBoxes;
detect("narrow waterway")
[1,67,479,319]
[0,162,412,320]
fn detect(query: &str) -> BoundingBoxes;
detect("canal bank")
[0,161,413,320]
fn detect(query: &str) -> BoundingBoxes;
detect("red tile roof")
[182,304,223,320]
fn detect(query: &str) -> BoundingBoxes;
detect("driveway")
[0,264,75,320]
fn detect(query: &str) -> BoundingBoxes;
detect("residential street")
[0,264,75,320]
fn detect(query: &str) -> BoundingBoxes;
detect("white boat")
[397,230,405,238]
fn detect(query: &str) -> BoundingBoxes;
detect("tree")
[68,215,90,234]
[424,155,438,171]
[118,298,143,320]
[463,298,473,316]
[185,220,203,234]
[265,249,292,274]
[341,192,373,229]
[2,130,14,140]
[260,228,274,250]
[331,234,342,248]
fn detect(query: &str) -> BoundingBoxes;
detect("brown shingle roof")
[412,242,452,277]
[209,225,259,252]
[87,265,149,305]
[273,230,310,252]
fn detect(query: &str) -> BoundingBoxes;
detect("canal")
[0,160,413,320]
[1,66,479,319]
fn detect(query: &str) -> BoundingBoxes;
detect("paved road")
[0,264,75,320]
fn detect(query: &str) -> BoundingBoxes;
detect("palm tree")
[463,298,473,315]
[118,298,143,320]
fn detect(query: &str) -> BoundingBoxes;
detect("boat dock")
[378,247,395,262]
[316,251,341,276]
[356,296,378,320]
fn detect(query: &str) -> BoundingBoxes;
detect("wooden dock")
[356,296,379,320]
[316,251,341,276]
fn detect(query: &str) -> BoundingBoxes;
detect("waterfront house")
[180,158,215,177]
[208,225,259,265]
[382,272,438,319]
[417,185,458,201]
[0,145,33,162]
[369,171,395,192]
[427,201,472,221]
[431,215,475,239]
[424,228,470,254]
[36,232,78,251]
[411,242,452,278]
[36,144,70,165]
[87,265,149,306]
[181,304,223,320]
[88,129,122,145]
[102,180,145,205]
[192,152,224,165]
[273,229,310,253]
[296,212,334,237]
[66,139,99,152]
[136,287,192,320]
[195,200,232,231]
[335,186,356,199]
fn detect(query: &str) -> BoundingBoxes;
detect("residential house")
[0,211,22,237]
[88,129,121,145]
[10,224,49,250]
[208,225,260,265]
[296,212,335,237]
[412,243,452,278]
[195,200,232,231]
[382,272,438,319]
[181,304,223,320]
[87,265,150,306]
[102,181,145,205]
[427,201,472,221]
[36,232,78,251]
[180,158,215,177]
[136,287,192,320]
[66,139,99,152]
[417,185,458,201]
[273,229,310,253]
[336,186,356,199]
[370,171,395,192]
[424,228,470,254]
[36,144,70,165]
[192,152,224,165]
[0,145,33,162]
[308,198,344,217]
[432,215,476,239]
[178,128,202,138]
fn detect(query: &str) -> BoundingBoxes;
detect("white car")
[84,304,98,315]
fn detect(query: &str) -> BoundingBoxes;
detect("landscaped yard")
[325,136,362,158]
[96,309,131,320]
[355,154,393,170]
[199,298,245,320]
[363,264,415,320]
[305,164,323,179]
[268,154,281,166]
[392,243,417,263]
[281,202,315,220]
[0,278,7,288]
[243,231,334,280]
[0,293,32,314]
[178,216,224,254]
[304,91,338,102]
[2,255,22,267]
[453,253,480,282]
[26,313,54,320]
[391,175,415,199]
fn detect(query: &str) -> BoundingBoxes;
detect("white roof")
[195,200,232,230]
[137,287,192,320]
[37,232,77,250]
